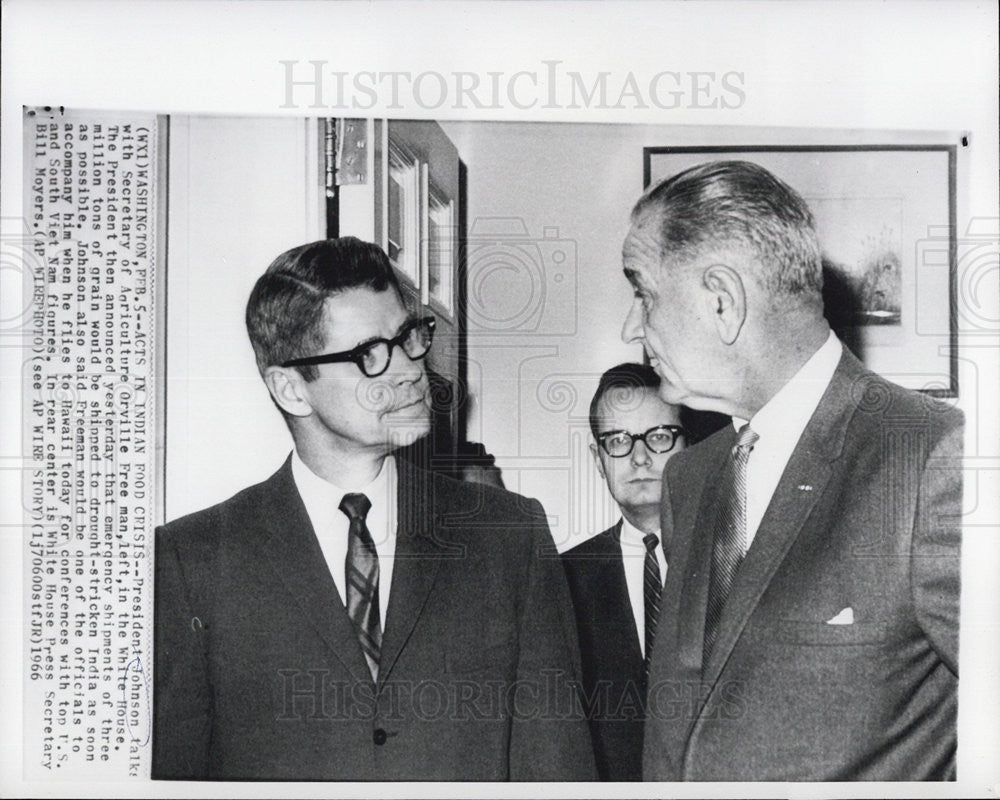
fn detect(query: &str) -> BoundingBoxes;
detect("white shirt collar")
[619,515,667,574]
[734,330,842,440]
[619,515,658,549]
[291,449,395,524]
[731,331,843,548]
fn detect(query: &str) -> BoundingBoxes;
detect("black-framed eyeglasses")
[281,316,436,378]
[597,425,686,458]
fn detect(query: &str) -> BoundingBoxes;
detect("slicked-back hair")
[588,362,663,440]
[246,237,401,381]
[632,160,823,300]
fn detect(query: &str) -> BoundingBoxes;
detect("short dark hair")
[588,362,662,440]
[632,160,823,300]
[245,237,401,381]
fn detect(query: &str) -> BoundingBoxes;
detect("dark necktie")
[339,492,382,680]
[643,532,662,673]
[703,424,759,663]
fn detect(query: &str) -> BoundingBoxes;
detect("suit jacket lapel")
[377,456,442,686]
[258,456,372,685]
[699,349,861,691]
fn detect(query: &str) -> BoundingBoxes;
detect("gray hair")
[632,160,823,300]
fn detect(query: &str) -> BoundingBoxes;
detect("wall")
[165,115,322,521]
[440,121,643,550]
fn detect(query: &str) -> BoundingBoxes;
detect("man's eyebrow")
[351,334,381,351]
[597,428,628,437]
[623,268,642,286]
[393,315,418,337]
[352,316,414,350]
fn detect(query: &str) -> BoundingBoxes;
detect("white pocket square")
[826,607,854,625]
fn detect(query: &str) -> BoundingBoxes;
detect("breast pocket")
[767,620,888,647]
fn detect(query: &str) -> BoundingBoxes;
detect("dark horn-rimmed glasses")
[281,316,436,378]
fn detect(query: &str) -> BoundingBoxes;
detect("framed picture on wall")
[423,172,456,320]
[372,120,460,323]
[644,145,958,397]
[384,137,421,288]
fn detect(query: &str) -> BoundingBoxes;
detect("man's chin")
[619,486,662,508]
[657,381,686,406]
[657,381,733,417]
[384,415,431,448]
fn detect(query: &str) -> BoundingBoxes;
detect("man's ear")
[702,264,746,345]
[263,366,314,418]
[589,442,607,480]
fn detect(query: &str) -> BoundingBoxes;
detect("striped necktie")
[643,532,662,673]
[703,424,759,663]
[340,492,382,680]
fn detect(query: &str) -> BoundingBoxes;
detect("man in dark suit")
[153,237,596,781]
[562,363,687,781]
[622,161,962,781]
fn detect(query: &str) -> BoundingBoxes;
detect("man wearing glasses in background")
[562,363,686,781]
[153,237,595,781]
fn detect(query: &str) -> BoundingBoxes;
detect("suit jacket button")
[373,728,388,746]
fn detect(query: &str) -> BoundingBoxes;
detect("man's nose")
[622,299,643,344]
[388,343,424,383]
[630,438,652,466]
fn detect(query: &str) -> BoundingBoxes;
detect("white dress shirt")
[733,330,842,550]
[619,515,668,658]
[291,450,398,624]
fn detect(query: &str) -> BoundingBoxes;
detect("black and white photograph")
[2,1,998,797]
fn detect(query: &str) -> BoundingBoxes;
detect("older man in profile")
[624,161,962,781]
